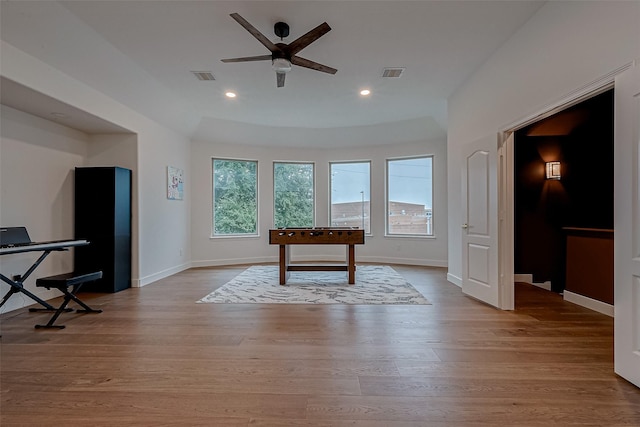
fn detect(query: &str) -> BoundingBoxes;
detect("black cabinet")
[74,167,131,293]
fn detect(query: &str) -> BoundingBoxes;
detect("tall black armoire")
[74,166,132,293]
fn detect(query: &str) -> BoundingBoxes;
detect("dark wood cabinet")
[74,167,131,293]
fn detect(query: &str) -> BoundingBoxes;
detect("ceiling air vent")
[382,68,405,78]
[191,71,216,81]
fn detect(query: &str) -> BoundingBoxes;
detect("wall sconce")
[546,161,561,180]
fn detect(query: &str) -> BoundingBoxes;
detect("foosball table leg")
[348,244,356,284]
[279,244,290,285]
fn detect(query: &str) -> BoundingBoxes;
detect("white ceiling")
[0,1,545,146]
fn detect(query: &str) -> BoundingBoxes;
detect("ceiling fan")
[221,13,337,88]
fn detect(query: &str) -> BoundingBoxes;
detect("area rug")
[197,265,430,305]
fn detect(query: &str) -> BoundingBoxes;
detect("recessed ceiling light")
[225,91,237,98]
[360,89,371,96]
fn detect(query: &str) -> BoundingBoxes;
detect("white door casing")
[462,135,500,308]
[498,133,515,310]
[614,62,640,388]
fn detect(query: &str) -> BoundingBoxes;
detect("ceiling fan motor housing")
[274,21,289,39]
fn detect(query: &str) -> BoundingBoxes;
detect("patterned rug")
[197,265,430,305]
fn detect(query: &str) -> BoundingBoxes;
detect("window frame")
[329,160,372,235]
[211,157,259,238]
[385,155,434,237]
[272,161,316,228]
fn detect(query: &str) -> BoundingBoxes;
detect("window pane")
[274,162,314,228]
[212,159,258,235]
[387,156,433,236]
[330,161,371,233]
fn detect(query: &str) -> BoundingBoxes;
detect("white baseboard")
[133,262,192,287]
[355,256,447,267]
[191,257,276,268]
[447,272,462,287]
[514,273,551,291]
[533,281,552,291]
[563,290,614,317]
[192,256,447,269]
[514,273,533,283]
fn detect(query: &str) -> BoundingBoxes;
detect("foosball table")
[269,227,365,285]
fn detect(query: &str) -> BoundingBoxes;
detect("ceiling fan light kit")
[221,13,337,88]
[272,58,292,73]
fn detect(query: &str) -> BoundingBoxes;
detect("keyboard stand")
[0,239,88,311]
[0,250,58,311]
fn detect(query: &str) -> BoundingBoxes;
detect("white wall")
[0,105,88,313]
[191,138,447,267]
[135,127,191,286]
[447,1,640,284]
[1,40,192,296]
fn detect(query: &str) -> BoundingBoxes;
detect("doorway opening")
[512,89,614,313]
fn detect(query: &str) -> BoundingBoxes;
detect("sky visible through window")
[331,158,432,206]
[331,162,370,204]
[387,157,433,208]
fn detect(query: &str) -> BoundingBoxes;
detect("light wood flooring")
[1,264,639,426]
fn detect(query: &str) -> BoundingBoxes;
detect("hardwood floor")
[1,264,639,426]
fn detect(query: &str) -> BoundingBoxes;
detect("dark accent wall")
[514,89,613,293]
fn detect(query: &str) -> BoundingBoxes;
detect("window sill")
[384,234,436,239]
[210,234,260,240]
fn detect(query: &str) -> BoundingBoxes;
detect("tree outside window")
[212,159,258,235]
[273,162,314,228]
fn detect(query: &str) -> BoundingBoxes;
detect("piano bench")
[34,271,103,329]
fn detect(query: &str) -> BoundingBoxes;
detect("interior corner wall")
[446,1,640,284]
[0,105,88,313]
[190,138,448,268]
[1,40,192,293]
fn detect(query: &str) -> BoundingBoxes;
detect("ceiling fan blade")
[276,72,286,88]
[221,55,272,63]
[287,22,331,55]
[291,56,337,75]
[229,13,279,53]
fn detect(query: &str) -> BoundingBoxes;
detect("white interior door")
[461,135,500,308]
[614,62,640,388]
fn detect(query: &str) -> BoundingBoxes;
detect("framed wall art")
[167,166,184,200]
